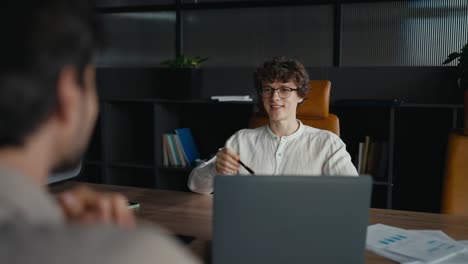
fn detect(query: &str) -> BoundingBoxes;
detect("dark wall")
[97,66,462,105]
[312,67,461,104]
[201,66,461,104]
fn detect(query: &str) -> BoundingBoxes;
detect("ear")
[55,66,81,123]
[298,97,304,104]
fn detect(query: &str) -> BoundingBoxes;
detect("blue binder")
[175,128,200,166]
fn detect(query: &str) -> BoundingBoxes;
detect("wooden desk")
[52,182,468,263]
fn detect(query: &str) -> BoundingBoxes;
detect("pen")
[239,160,255,175]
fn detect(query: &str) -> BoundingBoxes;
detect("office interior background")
[78,0,468,214]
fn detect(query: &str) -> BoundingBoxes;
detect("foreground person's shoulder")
[3,224,200,264]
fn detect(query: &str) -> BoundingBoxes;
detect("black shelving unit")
[82,98,254,190]
[332,102,464,212]
[333,102,395,209]
[153,100,253,189]
[81,94,464,212]
[392,104,460,213]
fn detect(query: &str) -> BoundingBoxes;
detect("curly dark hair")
[254,56,310,99]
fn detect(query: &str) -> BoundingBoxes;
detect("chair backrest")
[249,80,340,136]
[442,131,468,215]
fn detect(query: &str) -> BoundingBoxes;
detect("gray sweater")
[0,166,199,264]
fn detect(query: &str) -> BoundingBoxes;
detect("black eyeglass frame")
[259,86,299,99]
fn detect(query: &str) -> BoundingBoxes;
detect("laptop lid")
[213,175,372,264]
[47,161,82,184]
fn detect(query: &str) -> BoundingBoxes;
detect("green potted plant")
[161,55,208,69]
[443,42,468,135]
[158,55,208,100]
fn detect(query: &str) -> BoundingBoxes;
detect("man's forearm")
[187,159,216,194]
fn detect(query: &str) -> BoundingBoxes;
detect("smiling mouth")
[270,105,283,109]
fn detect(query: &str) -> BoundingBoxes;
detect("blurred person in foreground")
[0,1,198,263]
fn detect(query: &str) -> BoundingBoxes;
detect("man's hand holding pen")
[216,148,254,175]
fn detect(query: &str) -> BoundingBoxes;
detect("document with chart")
[366,224,468,263]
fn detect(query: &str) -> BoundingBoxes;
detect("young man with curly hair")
[188,57,357,194]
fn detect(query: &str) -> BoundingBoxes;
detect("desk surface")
[52,182,468,264]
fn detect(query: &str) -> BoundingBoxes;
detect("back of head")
[0,0,103,148]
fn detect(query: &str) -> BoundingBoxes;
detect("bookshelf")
[332,102,464,212]
[79,68,464,213]
[105,102,155,167]
[80,96,463,212]
[81,98,254,190]
[392,104,461,213]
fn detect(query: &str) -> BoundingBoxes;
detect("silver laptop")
[213,175,372,264]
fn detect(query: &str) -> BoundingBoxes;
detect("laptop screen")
[213,175,372,264]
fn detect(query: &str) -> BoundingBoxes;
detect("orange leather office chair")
[249,80,340,136]
[442,130,468,215]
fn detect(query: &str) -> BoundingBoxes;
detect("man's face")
[52,65,98,172]
[261,80,303,123]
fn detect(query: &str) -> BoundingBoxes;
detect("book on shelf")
[175,128,200,166]
[172,134,188,167]
[163,133,180,166]
[366,142,379,177]
[356,136,388,179]
[162,134,170,167]
[357,142,364,174]
[357,136,370,174]
[162,128,200,168]
[170,134,182,166]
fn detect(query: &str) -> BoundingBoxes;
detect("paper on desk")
[441,241,468,264]
[400,231,457,263]
[390,232,468,264]
[210,95,253,102]
[367,224,467,263]
[368,230,468,264]
[388,234,465,262]
[367,225,420,263]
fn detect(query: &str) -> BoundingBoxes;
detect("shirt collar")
[265,120,305,141]
[0,166,64,226]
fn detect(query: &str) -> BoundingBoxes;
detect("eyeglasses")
[260,86,299,99]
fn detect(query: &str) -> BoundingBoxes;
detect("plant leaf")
[443,52,460,64]
[160,55,208,68]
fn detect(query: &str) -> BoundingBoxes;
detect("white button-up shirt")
[188,121,358,194]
